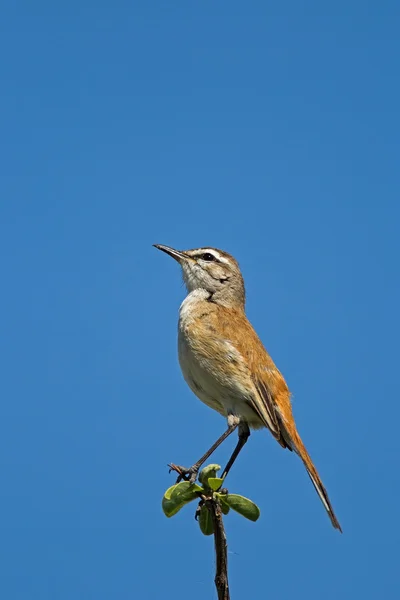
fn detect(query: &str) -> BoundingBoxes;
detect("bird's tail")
[291,430,342,532]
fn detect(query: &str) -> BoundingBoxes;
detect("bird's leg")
[221,423,250,480]
[169,423,238,483]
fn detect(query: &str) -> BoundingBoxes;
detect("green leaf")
[208,477,224,491]
[163,484,180,500]
[198,504,214,535]
[199,464,221,486]
[162,482,203,518]
[216,493,230,515]
[162,496,187,518]
[225,494,260,522]
[170,481,203,502]
[220,502,230,515]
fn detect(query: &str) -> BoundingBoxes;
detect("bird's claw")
[168,463,199,483]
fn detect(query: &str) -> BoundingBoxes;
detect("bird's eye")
[201,252,215,262]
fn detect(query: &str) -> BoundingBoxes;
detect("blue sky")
[1,1,399,598]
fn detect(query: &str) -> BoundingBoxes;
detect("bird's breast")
[178,296,226,415]
[177,293,264,427]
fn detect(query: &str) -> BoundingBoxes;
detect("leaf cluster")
[162,464,260,535]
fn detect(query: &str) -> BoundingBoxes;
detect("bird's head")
[154,244,245,308]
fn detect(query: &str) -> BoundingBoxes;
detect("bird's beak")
[153,244,191,263]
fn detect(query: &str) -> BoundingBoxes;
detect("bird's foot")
[168,463,199,484]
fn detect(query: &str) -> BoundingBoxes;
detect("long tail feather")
[291,431,342,532]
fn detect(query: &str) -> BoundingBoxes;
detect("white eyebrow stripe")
[200,249,230,264]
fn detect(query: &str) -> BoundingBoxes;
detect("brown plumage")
[154,244,342,531]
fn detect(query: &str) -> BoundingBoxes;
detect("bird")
[154,244,342,531]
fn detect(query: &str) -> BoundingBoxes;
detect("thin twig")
[169,463,231,598]
[206,497,230,600]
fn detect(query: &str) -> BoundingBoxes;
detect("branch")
[162,464,260,600]
[206,496,230,600]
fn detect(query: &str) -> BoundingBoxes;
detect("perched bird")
[154,244,341,531]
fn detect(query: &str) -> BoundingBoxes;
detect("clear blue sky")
[1,2,399,598]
